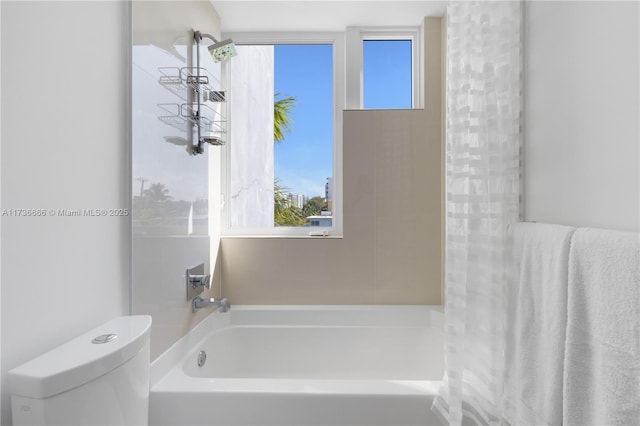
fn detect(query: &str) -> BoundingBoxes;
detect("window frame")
[346,27,422,110]
[220,32,345,238]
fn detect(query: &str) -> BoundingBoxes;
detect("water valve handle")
[189,274,211,290]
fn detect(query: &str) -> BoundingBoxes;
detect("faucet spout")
[192,296,230,313]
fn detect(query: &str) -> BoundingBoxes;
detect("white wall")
[0,2,130,424]
[524,1,639,231]
[130,1,224,360]
[227,45,275,229]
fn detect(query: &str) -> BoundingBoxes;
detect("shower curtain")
[432,1,522,425]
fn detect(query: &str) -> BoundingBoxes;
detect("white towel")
[503,222,575,426]
[563,228,640,426]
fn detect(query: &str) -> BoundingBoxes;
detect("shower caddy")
[157,38,227,155]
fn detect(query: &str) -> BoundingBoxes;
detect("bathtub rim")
[150,304,444,388]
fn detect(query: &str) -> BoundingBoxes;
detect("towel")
[502,222,576,426]
[563,228,640,426]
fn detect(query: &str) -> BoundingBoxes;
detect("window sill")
[221,234,344,240]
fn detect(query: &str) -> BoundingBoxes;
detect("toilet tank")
[8,315,152,426]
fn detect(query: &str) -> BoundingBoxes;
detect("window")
[346,28,421,109]
[274,44,333,227]
[363,39,413,109]
[221,29,418,237]
[222,33,344,237]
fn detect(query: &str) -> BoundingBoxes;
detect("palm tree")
[274,93,295,143]
[274,179,305,226]
[143,182,172,202]
[273,94,302,225]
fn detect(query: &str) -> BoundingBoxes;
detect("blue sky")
[274,44,333,197]
[274,41,412,197]
[363,40,412,109]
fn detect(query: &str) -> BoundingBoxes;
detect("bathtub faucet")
[192,296,231,313]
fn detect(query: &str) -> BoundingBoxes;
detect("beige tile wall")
[220,18,443,305]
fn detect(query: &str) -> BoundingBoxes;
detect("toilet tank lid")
[8,315,152,399]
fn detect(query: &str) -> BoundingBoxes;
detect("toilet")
[8,315,152,425]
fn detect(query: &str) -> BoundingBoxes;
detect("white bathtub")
[149,306,444,426]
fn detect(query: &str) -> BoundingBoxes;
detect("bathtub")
[149,306,444,426]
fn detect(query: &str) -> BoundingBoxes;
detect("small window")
[344,28,420,109]
[363,39,413,109]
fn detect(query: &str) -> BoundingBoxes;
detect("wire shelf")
[158,67,189,101]
[155,41,228,155]
[157,103,227,133]
[180,67,223,95]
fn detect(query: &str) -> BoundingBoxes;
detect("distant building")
[325,177,333,211]
[306,213,332,227]
[287,193,306,209]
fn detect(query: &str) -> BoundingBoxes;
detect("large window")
[222,33,344,236]
[221,29,418,237]
[274,44,333,227]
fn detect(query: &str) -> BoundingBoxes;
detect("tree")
[274,179,305,226]
[274,93,295,143]
[273,94,303,225]
[133,182,173,222]
[302,196,328,218]
[142,182,172,202]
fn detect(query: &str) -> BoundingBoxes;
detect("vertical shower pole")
[193,30,203,154]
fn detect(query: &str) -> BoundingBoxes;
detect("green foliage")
[302,196,328,218]
[274,179,306,226]
[274,93,296,143]
[273,94,303,226]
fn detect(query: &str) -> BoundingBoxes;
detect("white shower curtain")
[432,1,522,425]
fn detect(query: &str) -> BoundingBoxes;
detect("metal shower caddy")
[157,29,233,155]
